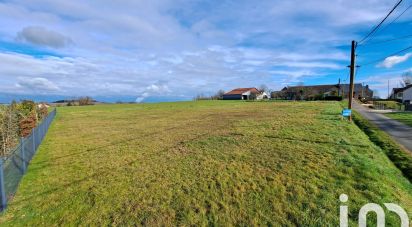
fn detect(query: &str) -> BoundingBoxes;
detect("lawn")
[1,101,412,226]
[385,112,412,127]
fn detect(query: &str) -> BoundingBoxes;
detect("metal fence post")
[20,138,26,174]
[32,128,35,153]
[0,158,7,211]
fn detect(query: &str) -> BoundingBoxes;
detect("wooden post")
[348,40,357,121]
[0,159,7,211]
[20,138,26,173]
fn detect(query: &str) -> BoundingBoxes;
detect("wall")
[223,94,242,100]
[403,87,412,103]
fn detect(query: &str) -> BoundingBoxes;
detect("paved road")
[352,101,412,152]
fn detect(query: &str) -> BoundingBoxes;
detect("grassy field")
[1,101,412,226]
[385,112,412,127]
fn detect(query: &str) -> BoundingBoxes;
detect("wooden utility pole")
[348,40,357,121]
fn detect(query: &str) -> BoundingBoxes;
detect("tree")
[259,84,269,93]
[211,90,225,100]
[78,96,94,106]
[401,72,412,87]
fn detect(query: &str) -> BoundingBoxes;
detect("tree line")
[0,100,48,156]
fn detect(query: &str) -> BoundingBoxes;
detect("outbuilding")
[223,88,268,100]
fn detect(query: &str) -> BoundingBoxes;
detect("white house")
[403,86,412,104]
[391,85,412,104]
[37,103,50,109]
[222,88,269,100]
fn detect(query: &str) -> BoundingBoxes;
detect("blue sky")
[0,0,412,102]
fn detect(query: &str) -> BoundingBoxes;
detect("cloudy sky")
[1,0,412,102]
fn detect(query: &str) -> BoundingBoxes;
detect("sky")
[1,0,412,103]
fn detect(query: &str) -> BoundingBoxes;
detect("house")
[37,103,50,109]
[276,83,373,100]
[390,84,412,104]
[340,84,373,99]
[279,84,340,100]
[223,88,269,100]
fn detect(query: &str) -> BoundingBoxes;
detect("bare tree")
[401,72,412,87]
[78,96,94,106]
[259,84,269,93]
[212,90,225,100]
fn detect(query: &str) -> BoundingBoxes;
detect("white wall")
[403,87,412,103]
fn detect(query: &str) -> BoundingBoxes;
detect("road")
[352,101,412,152]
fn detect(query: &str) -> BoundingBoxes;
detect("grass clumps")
[1,101,412,225]
[353,111,412,180]
[384,112,412,127]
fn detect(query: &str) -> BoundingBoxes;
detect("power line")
[359,34,412,46]
[358,0,404,45]
[379,3,412,33]
[361,44,412,66]
[359,3,412,46]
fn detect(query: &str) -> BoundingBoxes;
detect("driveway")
[352,101,412,152]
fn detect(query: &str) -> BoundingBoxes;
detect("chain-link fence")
[0,108,56,211]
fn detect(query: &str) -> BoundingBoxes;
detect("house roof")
[393,84,412,94]
[282,84,339,92]
[282,83,370,93]
[224,88,260,95]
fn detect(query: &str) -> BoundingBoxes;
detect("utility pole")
[348,40,357,121]
[388,80,390,99]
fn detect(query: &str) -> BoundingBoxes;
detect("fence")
[0,108,56,211]
[372,101,405,111]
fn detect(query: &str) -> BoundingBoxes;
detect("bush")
[37,105,48,121]
[353,111,412,181]
[19,112,37,137]
[78,97,94,106]
[0,104,19,156]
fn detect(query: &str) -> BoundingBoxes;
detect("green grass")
[353,111,412,181]
[385,112,412,127]
[373,101,403,110]
[1,101,412,226]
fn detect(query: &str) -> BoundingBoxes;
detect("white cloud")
[135,83,170,102]
[378,53,412,68]
[16,26,72,48]
[0,0,405,101]
[16,77,59,92]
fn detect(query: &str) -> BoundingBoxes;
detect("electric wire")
[358,0,404,45]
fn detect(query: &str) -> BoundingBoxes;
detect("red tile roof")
[224,88,260,95]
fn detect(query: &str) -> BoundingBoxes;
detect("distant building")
[390,84,412,104]
[223,88,269,100]
[274,83,373,100]
[37,103,50,109]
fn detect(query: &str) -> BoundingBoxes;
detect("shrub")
[78,97,94,106]
[0,104,19,156]
[19,112,37,137]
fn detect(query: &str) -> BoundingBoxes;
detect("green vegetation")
[384,112,412,127]
[1,101,412,226]
[0,101,48,156]
[373,101,403,110]
[353,111,412,180]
